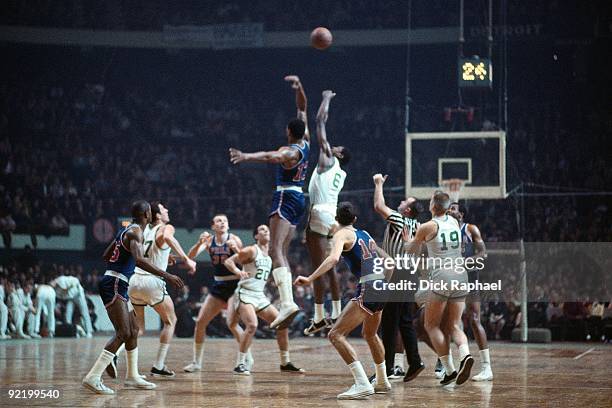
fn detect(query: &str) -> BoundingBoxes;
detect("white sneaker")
[372,377,392,394]
[471,366,493,381]
[246,352,254,371]
[17,333,31,339]
[0,334,11,340]
[269,303,300,330]
[30,333,42,339]
[124,377,157,390]
[183,362,202,373]
[337,383,374,400]
[82,377,114,395]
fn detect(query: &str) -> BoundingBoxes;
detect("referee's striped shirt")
[382,210,419,257]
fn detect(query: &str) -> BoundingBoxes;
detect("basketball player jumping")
[127,201,196,378]
[295,202,392,400]
[224,224,304,375]
[229,75,309,330]
[449,202,492,381]
[183,214,247,372]
[82,201,184,394]
[304,90,351,335]
[403,191,474,386]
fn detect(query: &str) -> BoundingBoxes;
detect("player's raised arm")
[315,90,336,170]
[284,75,309,142]
[127,227,184,289]
[373,173,394,219]
[188,231,211,259]
[224,246,257,279]
[229,146,299,165]
[162,224,197,274]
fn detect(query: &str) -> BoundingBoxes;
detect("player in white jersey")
[0,278,9,339]
[126,201,196,378]
[224,224,304,375]
[304,90,351,335]
[34,283,56,338]
[404,191,474,386]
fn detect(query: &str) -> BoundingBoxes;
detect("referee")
[371,173,424,382]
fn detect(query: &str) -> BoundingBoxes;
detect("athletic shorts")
[128,273,168,306]
[99,275,129,308]
[269,190,306,226]
[352,281,386,315]
[308,204,337,236]
[236,287,271,313]
[209,279,239,302]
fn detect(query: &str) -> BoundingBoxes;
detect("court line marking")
[573,347,594,360]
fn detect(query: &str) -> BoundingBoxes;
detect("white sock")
[194,342,204,365]
[116,343,125,358]
[348,361,369,386]
[458,343,470,360]
[375,361,388,382]
[126,348,140,380]
[154,343,169,370]
[239,352,247,365]
[272,267,294,307]
[331,300,342,319]
[440,354,456,374]
[86,349,115,380]
[280,350,290,366]
[314,303,324,323]
[479,348,491,368]
[394,352,405,370]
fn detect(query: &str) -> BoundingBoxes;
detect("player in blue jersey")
[294,202,393,400]
[449,202,492,381]
[183,214,246,373]
[82,200,184,395]
[229,75,309,330]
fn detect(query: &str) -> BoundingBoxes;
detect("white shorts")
[236,288,271,313]
[128,273,168,306]
[308,204,337,236]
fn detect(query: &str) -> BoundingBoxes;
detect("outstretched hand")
[229,148,245,164]
[293,275,311,286]
[322,90,336,100]
[284,75,301,89]
[165,273,185,289]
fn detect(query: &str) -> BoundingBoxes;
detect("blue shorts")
[209,279,239,302]
[269,190,306,226]
[99,275,129,308]
[352,281,386,315]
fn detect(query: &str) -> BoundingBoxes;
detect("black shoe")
[233,363,251,376]
[105,355,118,379]
[456,355,474,385]
[280,362,305,373]
[403,361,425,382]
[151,366,176,378]
[303,319,328,335]
[368,374,376,384]
[440,371,458,386]
[388,366,405,379]
[327,318,337,328]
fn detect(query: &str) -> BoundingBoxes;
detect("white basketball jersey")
[308,157,346,206]
[426,214,463,279]
[238,245,272,293]
[135,223,171,275]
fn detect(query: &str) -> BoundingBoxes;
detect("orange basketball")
[310,27,333,50]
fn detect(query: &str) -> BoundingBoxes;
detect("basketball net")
[441,178,465,203]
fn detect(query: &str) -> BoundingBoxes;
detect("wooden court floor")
[1,336,611,407]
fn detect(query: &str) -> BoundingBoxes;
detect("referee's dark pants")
[381,301,422,372]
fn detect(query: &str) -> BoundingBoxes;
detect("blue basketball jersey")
[106,224,137,279]
[275,141,309,187]
[460,223,475,257]
[208,232,237,277]
[341,228,377,280]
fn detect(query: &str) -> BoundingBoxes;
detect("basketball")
[310,27,332,50]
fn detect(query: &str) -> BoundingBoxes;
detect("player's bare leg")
[305,230,330,334]
[227,296,252,370]
[467,300,493,381]
[150,296,177,377]
[133,305,146,336]
[233,302,258,375]
[269,215,299,329]
[184,295,226,372]
[259,305,304,373]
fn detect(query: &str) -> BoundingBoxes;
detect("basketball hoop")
[441,178,465,203]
